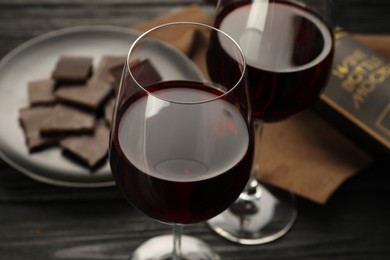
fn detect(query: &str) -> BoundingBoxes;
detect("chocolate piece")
[28,79,56,106]
[52,56,93,83]
[60,121,109,168]
[93,55,126,85]
[110,59,162,94]
[109,64,124,93]
[104,98,115,127]
[19,106,59,152]
[55,79,113,110]
[130,59,161,86]
[40,104,95,135]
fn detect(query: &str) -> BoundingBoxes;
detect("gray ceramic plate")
[0,25,205,187]
[0,26,138,187]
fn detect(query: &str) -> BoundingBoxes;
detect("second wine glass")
[207,0,335,244]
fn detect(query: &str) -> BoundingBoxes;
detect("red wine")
[109,81,253,224]
[211,0,334,121]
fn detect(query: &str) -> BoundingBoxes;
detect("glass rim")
[126,21,247,105]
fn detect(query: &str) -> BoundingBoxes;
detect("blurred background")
[0,0,389,59]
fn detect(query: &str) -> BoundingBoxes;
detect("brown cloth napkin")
[353,34,390,60]
[258,111,371,204]
[131,4,386,204]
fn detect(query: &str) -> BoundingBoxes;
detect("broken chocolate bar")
[19,55,164,170]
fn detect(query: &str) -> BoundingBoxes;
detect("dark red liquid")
[109,81,253,224]
[209,0,334,121]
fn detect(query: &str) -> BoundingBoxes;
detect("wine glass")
[207,0,335,244]
[109,22,254,259]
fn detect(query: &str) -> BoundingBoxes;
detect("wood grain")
[0,1,390,259]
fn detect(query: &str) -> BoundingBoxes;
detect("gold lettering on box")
[333,49,390,110]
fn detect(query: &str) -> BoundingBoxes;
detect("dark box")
[314,32,390,160]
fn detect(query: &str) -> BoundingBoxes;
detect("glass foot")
[207,182,297,245]
[130,234,221,260]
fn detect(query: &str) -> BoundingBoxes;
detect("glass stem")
[172,224,183,260]
[240,119,263,200]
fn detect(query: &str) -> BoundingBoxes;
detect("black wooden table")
[1,1,390,259]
